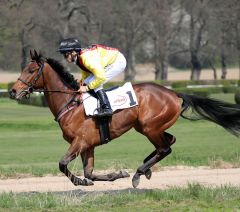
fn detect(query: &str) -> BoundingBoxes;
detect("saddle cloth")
[83,82,138,116]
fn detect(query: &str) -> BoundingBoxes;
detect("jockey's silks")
[77,45,119,90]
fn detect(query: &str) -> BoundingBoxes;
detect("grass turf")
[0,184,240,211]
[0,94,240,178]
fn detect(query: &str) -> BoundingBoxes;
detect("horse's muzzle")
[9,89,29,100]
[9,89,16,99]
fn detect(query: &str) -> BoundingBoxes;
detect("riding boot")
[95,89,113,117]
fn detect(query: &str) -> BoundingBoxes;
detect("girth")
[55,94,81,122]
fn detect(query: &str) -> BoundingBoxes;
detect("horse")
[9,50,240,188]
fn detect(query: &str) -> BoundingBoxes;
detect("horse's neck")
[43,67,74,118]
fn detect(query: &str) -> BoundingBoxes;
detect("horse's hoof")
[82,178,94,186]
[145,169,152,180]
[132,173,140,188]
[72,177,82,186]
[120,171,130,178]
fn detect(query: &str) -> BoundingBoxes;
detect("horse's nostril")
[9,89,16,98]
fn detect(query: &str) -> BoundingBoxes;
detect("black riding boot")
[96,89,113,117]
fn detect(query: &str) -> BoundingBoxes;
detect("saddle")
[83,82,138,145]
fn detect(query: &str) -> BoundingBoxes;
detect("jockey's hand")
[78,85,89,93]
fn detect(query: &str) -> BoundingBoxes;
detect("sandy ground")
[1,66,240,83]
[0,167,240,193]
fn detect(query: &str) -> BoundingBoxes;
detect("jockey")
[58,38,127,117]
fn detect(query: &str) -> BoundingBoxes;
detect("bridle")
[17,60,86,122]
[18,61,80,96]
[18,61,45,97]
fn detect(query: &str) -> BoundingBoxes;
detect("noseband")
[18,62,45,96]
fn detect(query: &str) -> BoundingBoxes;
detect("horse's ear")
[30,50,34,60]
[34,49,38,58]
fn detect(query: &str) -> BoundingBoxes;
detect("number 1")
[126,91,136,106]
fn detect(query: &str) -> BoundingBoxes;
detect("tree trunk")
[190,52,201,80]
[209,61,217,80]
[220,31,227,79]
[161,53,169,80]
[236,26,240,79]
[155,56,168,80]
[21,47,28,70]
[154,38,161,80]
[124,48,136,81]
[154,38,169,80]
[220,48,227,79]
[19,29,29,70]
[238,50,240,79]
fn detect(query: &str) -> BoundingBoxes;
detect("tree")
[112,0,150,80]
[183,0,210,80]
[3,0,36,70]
[149,0,184,80]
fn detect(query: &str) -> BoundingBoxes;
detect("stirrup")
[96,108,113,117]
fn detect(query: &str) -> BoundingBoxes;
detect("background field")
[1,94,240,211]
[0,93,240,178]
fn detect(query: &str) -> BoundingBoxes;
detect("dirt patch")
[0,167,240,193]
[1,67,239,83]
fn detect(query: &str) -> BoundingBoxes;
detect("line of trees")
[0,0,240,81]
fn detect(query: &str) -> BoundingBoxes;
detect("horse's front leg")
[81,148,130,182]
[59,137,93,186]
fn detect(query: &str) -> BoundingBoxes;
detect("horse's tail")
[177,93,240,137]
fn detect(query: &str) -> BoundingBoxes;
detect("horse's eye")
[29,68,35,74]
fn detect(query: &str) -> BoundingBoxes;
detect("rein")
[18,61,85,122]
[18,62,81,95]
[35,89,80,94]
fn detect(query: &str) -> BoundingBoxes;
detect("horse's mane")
[46,58,79,90]
[31,51,79,90]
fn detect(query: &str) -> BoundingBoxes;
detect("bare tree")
[5,0,38,69]
[149,0,184,80]
[183,0,210,80]
[112,0,150,80]
[209,0,240,79]
[1,0,240,77]
[210,0,232,79]
[230,1,240,78]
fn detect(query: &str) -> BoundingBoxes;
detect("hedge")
[0,92,9,98]
[0,83,8,89]
[18,94,48,107]
[2,80,240,106]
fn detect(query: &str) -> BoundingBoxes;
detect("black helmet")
[58,38,81,54]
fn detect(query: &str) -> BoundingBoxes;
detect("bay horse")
[9,50,240,188]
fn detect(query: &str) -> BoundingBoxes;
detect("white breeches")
[83,52,127,92]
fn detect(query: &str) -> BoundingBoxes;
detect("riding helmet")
[58,38,81,53]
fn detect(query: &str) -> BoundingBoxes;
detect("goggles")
[63,52,72,58]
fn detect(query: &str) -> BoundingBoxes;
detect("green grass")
[0,184,240,211]
[0,94,240,178]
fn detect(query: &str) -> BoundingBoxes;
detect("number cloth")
[83,82,138,116]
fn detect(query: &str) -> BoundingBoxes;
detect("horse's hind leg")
[143,132,175,164]
[132,132,176,188]
[81,148,130,182]
[142,132,176,179]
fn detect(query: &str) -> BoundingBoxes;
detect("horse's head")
[9,50,45,100]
